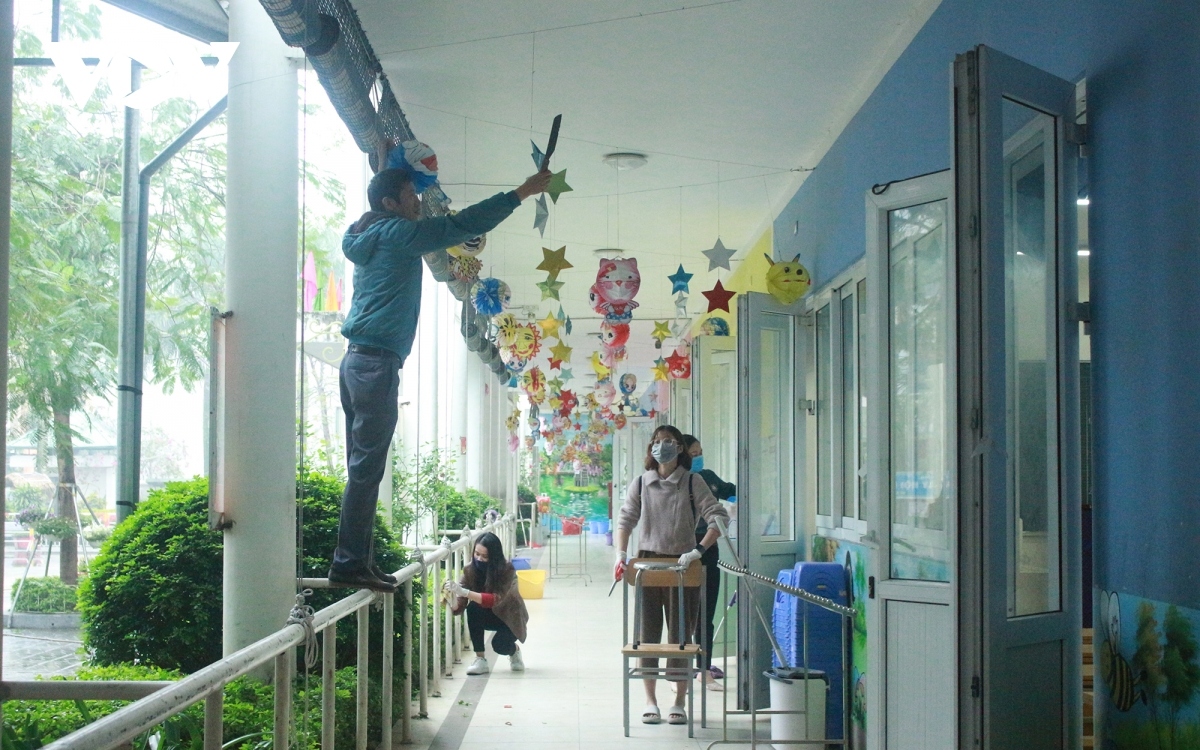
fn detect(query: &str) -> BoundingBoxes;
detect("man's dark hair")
[367,168,412,212]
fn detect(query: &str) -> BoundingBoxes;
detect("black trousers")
[467,602,517,656]
[695,544,720,669]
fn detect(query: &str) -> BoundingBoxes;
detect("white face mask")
[651,439,679,464]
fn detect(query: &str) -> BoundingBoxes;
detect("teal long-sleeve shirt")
[340,190,521,361]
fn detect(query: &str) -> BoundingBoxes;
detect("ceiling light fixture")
[602,152,648,171]
[592,247,628,256]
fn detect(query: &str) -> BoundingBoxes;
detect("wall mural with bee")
[812,535,870,749]
[1098,589,1200,749]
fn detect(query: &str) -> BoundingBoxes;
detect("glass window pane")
[755,314,795,539]
[816,304,831,517]
[841,293,857,520]
[889,199,951,582]
[857,279,868,520]
[1003,98,1060,616]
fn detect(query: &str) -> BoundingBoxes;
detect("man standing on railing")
[329,163,552,592]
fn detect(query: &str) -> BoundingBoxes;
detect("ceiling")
[353,0,938,327]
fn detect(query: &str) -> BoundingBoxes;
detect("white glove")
[677,546,703,567]
[442,580,469,598]
[614,550,628,582]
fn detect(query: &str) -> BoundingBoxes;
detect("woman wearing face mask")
[446,531,529,675]
[614,425,729,725]
[682,434,736,690]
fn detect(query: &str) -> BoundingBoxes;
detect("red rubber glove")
[613,556,627,582]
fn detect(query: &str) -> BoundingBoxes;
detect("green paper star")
[547,377,565,392]
[547,169,573,204]
[537,245,573,279]
[537,276,565,301]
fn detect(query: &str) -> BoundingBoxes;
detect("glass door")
[954,45,1081,749]
[866,170,956,750]
[737,291,807,706]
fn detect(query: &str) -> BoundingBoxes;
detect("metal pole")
[431,555,442,695]
[356,606,368,750]
[273,651,292,749]
[443,556,453,677]
[419,565,429,717]
[321,624,335,750]
[120,91,226,524]
[115,61,141,523]
[203,691,222,750]
[0,0,9,696]
[381,592,394,749]
[401,578,413,743]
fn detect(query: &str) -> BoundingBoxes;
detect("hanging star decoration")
[538,312,562,340]
[531,140,546,170]
[537,277,565,301]
[668,264,693,294]
[548,340,573,369]
[651,321,671,348]
[652,357,670,381]
[537,246,573,279]
[665,349,691,379]
[674,292,689,317]
[556,305,573,336]
[702,279,736,313]
[559,367,574,382]
[533,195,549,237]
[703,238,736,271]
[547,169,573,203]
[547,376,565,392]
[590,351,612,379]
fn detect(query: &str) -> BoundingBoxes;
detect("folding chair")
[621,558,706,737]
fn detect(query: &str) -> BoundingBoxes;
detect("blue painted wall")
[775,0,1200,614]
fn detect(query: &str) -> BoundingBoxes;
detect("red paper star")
[702,280,736,313]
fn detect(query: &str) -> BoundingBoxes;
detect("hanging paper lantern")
[449,254,482,284]
[498,321,542,362]
[508,434,520,454]
[386,139,439,194]
[588,258,641,320]
[619,373,638,396]
[449,233,487,258]
[614,413,628,429]
[764,253,812,305]
[700,317,731,337]
[521,367,547,405]
[471,278,511,317]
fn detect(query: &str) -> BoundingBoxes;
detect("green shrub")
[0,663,378,749]
[31,516,77,541]
[517,484,536,506]
[12,577,77,613]
[7,483,49,514]
[77,477,223,673]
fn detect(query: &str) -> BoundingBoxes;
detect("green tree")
[1133,601,1165,748]
[7,2,224,584]
[1162,605,1200,749]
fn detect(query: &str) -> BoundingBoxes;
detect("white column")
[222,0,298,656]
[464,348,481,493]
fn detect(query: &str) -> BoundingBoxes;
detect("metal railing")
[36,514,517,750]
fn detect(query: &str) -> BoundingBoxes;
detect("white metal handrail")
[40,514,517,750]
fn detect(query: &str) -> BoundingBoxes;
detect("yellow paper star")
[549,340,573,365]
[591,351,611,379]
[652,358,670,381]
[651,321,671,345]
[547,169,573,204]
[537,246,573,280]
[538,313,562,340]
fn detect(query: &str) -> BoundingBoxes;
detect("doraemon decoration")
[764,253,812,305]
[449,233,486,258]
[387,139,439,194]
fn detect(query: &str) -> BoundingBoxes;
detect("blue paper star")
[559,368,574,382]
[531,140,545,170]
[668,264,693,294]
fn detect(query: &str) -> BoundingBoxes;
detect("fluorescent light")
[1076,197,1090,206]
[1078,249,1090,256]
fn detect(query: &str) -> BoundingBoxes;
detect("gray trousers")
[332,348,400,570]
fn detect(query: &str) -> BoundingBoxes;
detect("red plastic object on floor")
[561,516,584,535]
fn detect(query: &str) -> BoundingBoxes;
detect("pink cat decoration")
[589,258,641,320]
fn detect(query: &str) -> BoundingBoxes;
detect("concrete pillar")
[222,0,297,656]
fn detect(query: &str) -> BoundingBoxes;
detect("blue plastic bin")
[791,562,849,741]
[511,557,532,570]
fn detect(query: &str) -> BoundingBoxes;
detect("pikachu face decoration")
[764,253,812,305]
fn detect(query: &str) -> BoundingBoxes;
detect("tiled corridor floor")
[2,628,85,680]
[400,533,766,750]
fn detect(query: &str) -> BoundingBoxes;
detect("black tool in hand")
[540,114,562,171]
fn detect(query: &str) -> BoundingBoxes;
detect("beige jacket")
[451,563,529,642]
[618,468,728,556]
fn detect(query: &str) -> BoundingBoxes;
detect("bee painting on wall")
[1099,590,1147,712]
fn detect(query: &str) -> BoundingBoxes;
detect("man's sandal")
[641,705,662,724]
[667,705,687,725]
